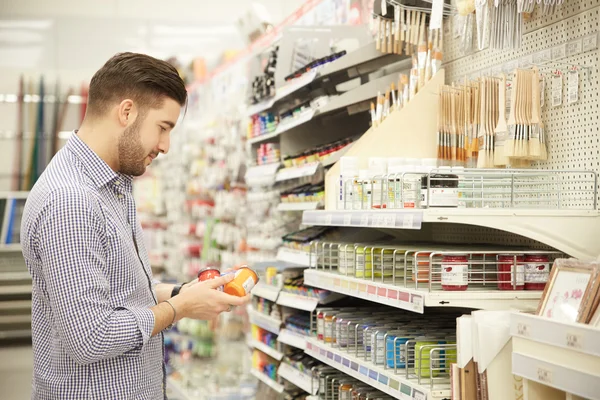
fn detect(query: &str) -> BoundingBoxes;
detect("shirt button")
[115,181,121,186]
[118,194,124,199]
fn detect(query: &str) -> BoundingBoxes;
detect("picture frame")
[536,259,600,324]
[589,304,600,327]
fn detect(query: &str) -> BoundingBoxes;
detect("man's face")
[118,97,180,176]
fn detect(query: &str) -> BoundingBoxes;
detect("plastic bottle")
[339,157,358,210]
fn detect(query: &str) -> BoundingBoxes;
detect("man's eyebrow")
[161,120,175,128]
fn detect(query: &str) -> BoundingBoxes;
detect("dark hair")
[87,52,187,117]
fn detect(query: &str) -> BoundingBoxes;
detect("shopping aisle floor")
[0,345,32,399]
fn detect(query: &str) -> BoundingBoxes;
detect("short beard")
[118,113,147,176]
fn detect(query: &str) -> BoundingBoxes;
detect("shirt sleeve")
[36,188,156,365]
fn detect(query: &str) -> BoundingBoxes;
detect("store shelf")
[0,271,30,281]
[275,162,320,182]
[511,313,600,356]
[0,244,23,252]
[245,98,276,118]
[316,42,405,87]
[249,338,284,361]
[250,368,285,394]
[276,291,346,312]
[244,163,281,186]
[277,362,318,395]
[247,306,282,334]
[276,247,313,267]
[0,329,31,340]
[303,210,423,229]
[0,315,31,324]
[304,269,542,313]
[0,285,32,295]
[305,337,449,400]
[304,209,600,260]
[247,130,280,145]
[251,282,281,302]
[511,315,600,400]
[277,329,307,350]
[277,202,322,212]
[321,144,353,167]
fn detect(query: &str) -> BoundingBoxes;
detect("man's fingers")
[203,274,234,289]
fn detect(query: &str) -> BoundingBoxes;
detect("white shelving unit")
[244,163,281,187]
[276,291,347,312]
[247,306,282,335]
[275,162,320,182]
[305,337,449,400]
[302,209,600,261]
[251,282,281,302]
[277,202,322,212]
[250,368,285,394]
[276,247,313,267]
[248,338,284,361]
[277,329,308,350]
[511,313,600,400]
[304,269,541,313]
[277,362,318,395]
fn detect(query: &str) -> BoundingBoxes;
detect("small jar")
[339,383,354,400]
[524,254,550,290]
[316,310,325,341]
[198,267,221,282]
[497,254,525,290]
[223,267,259,297]
[324,314,335,343]
[427,169,459,208]
[441,255,469,291]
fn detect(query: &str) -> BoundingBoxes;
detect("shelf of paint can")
[277,329,308,350]
[304,270,542,314]
[305,337,450,400]
[247,306,282,335]
[251,282,281,302]
[250,368,285,394]
[277,362,318,395]
[249,338,284,361]
[276,247,313,267]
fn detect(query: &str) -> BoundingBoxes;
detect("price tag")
[383,213,397,227]
[412,295,423,311]
[360,214,370,226]
[537,367,553,384]
[567,69,579,104]
[552,44,567,60]
[552,72,563,107]
[516,322,530,337]
[343,214,352,225]
[583,33,598,51]
[325,214,333,225]
[566,39,583,56]
[402,214,414,229]
[566,332,583,349]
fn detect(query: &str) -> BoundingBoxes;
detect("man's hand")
[169,274,251,321]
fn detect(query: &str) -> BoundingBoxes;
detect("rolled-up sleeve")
[37,188,155,365]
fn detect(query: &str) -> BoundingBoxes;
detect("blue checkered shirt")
[21,133,166,399]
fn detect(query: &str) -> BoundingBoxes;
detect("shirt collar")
[66,131,133,189]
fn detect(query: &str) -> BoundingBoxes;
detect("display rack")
[251,282,281,302]
[303,208,600,261]
[305,337,450,400]
[277,362,318,395]
[277,329,307,350]
[277,202,322,212]
[276,291,346,312]
[275,162,321,182]
[276,247,313,267]
[250,368,285,394]
[511,313,600,399]
[305,269,541,313]
[247,306,282,335]
[248,338,284,361]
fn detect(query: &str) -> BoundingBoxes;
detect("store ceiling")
[0,0,304,91]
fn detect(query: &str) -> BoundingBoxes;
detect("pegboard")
[436,1,600,252]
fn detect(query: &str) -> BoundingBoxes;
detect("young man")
[21,52,250,399]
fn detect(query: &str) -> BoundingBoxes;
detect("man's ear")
[117,99,137,127]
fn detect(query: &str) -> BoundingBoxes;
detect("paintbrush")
[401,74,409,106]
[477,78,488,168]
[529,67,542,159]
[417,16,427,90]
[504,70,519,158]
[391,82,397,112]
[376,16,382,51]
[370,102,377,127]
[437,89,444,164]
[494,74,509,166]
